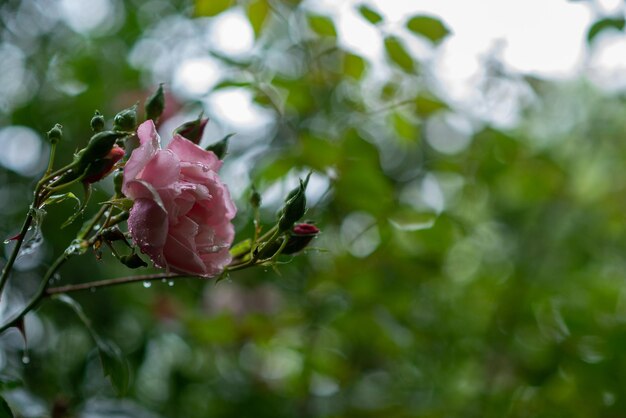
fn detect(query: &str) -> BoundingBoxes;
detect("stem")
[45,273,186,295]
[45,143,57,177]
[0,213,34,297]
[0,251,69,333]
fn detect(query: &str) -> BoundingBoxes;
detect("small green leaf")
[195,0,233,16]
[54,295,130,395]
[384,36,416,74]
[406,15,450,44]
[343,52,367,80]
[414,93,449,117]
[102,197,134,211]
[43,192,81,209]
[61,182,91,228]
[587,17,625,44]
[357,4,383,25]
[308,14,337,37]
[0,395,14,418]
[246,0,270,37]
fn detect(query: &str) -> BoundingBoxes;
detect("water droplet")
[90,287,96,293]
[21,354,30,364]
[94,224,101,230]
[168,280,174,287]
[161,278,167,283]
[143,281,152,288]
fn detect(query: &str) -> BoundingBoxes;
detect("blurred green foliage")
[0,0,625,417]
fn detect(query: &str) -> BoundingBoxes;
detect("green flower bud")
[114,170,124,196]
[278,179,307,232]
[250,186,261,209]
[78,131,127,168]
[175,114,208,145]
[145,83,165,122]
[90,110,105,132]
[47,124,63,144]
[113,104,138,132]
[205,133,233,160]
[119,253,147,269]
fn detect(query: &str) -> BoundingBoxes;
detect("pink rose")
[122,120,237,277]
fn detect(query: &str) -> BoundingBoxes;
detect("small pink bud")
[83,146,125,183]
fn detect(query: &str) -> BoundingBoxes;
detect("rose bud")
[174,114,209,145]
[278,179,307,232]
[256,223,320,259]
[47,124,63,144]
[145,84,165,122]
[205,133,233,160]
[90,110,105,132]
[283,223,320,254]
[82,145,125,183]
[113,104,138,132]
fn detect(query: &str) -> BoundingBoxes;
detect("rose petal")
[123,120,160,195]
[128,198,168,267]
[137,150,181,189]
[167,134,222,171]
[200,249,232,276]
[163,235,208,276]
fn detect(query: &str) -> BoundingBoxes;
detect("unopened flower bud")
[47,124,63,144]
[278,179,307,231]
[90,110,105,132]
[145,84,165,122]
[206,133,233,160]
[250,187,261,209]
[101,226,126,242]
[114,170,124,196]
[82,145,125,183]
[79,131,127,166]
[257,223,320,258]
[113,104,138,132]
[174,114,208,145]
[119,253,148,269]
[283,223,319,254]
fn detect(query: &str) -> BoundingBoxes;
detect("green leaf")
[357,4,383,25]
[308,14,337,37]
[54,295,130,395]
[343,52,367,80]
[384,36,416,74]
[97,339,131,395]
[587,17,625,44]
[246,0,270,37]
[101,197,134,211]
[195,0,233,16]
[0,396,14,418]
[406,15,450,44]
[61,182,91,228]
[392,112,420,142]
[43,192,81,209]
[414,93,449,117]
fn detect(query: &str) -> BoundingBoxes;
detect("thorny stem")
[0,213,34,297]
[45,272,183,295]
[44,255,271,296]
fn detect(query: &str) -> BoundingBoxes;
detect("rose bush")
[122,120,236,277]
